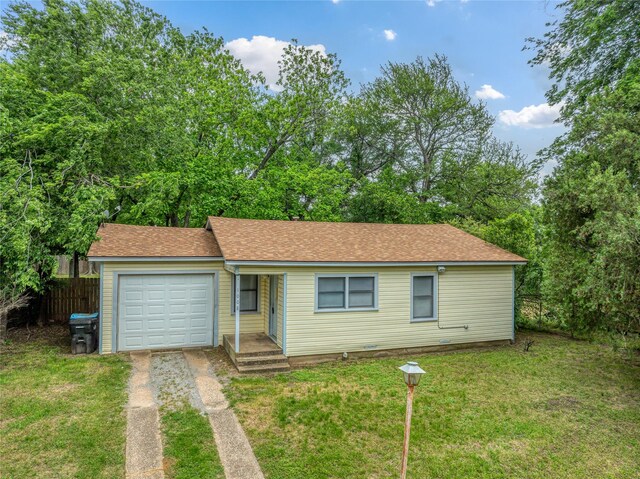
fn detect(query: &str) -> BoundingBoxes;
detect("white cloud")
[475,84,505,100]
[498,102,562,129]
[331,0,340,3]
[383,29,397,41]
[225,35,326,91]
[426,0,437,6]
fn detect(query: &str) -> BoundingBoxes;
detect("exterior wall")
[100,261,266,353]
[101,262,514,357]
[281,265,514,357]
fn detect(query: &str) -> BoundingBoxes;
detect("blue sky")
[144,0,565,173]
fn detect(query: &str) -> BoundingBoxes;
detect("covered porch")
[224,270,289,373]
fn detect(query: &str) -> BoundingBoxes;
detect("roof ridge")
[102,223,203,231]
[208,216,455,228]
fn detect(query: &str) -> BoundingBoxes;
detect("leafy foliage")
[543,66,640,333]
[0,0,540,311]
[527,0,640,119]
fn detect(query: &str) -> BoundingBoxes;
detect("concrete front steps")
[223,334,291,374]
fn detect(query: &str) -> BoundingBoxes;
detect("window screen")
[412,275,434,319]
[348,276,375,308]
[317,277,346,309]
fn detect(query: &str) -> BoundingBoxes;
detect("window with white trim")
[231,275,259,313]
[412,274,437,321]
[316,275,377,311]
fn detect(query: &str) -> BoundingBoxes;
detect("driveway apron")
[126,351,164,479]
[125,349,264,479]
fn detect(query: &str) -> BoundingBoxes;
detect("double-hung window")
[411,273,437,321]
[231,274,259,313]
[316,275,377,311]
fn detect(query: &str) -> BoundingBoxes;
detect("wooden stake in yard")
[399,361,426,479]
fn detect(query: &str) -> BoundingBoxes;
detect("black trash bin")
[69,312,99,354]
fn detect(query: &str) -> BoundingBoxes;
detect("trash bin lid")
[70,312,99,321]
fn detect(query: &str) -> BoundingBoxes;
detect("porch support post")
[235,267,240,353]
[282,272,287,356]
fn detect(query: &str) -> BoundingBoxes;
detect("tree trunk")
[0,310,7,344]
[72,252,79,279]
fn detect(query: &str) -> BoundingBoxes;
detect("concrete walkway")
[184,350,265,479]
[126,351,164,479]
[125,349,264,479]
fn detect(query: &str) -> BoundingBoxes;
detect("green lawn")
[227,333,640,479]
[0,327,130,479]
[161,407,225,479]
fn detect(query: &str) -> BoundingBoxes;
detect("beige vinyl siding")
[281,265,513,357]
[101,262,513,356]
[219,271,266,340]
[100,261,266,353]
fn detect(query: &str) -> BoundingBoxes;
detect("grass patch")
[227,333,640,479]
[161,407,225,479]
[0,326,130,479]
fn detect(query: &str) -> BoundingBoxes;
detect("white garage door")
[117,274,214,351]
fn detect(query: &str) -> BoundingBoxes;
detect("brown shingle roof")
[87,223,222,258]
[206,217,526,263]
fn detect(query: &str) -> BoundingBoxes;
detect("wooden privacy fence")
[43,278,99,323]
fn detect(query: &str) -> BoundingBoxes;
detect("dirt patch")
[3,324,69,350]
[544,396,581,411]
[204,347,239,384]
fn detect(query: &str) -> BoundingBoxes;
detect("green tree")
[342,55,539,224]
[528,0,640,119]
[531,0,640,334]
[542,64,640,333]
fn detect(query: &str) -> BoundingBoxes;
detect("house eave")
[224,260,527,267]
[88,256,224,263]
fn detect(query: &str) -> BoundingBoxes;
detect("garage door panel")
[147,319,166,329]
[190,332,207,343]
[190,317,207,327]
[124,320,143,332]
[169,290,187,300]
[125,305,143,316]
[118,274,214,351]
[124,290,143,301]
[190,302,207,313]
[147,335,167,347]
[147,305,165,316]
[190,288,207,299]
[147,290,165,301]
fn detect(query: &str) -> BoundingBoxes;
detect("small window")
[232,275,259,313]
[412,274,436,321]
[316,275,377,311]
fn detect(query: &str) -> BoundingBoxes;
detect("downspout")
[512,265,516,343]
[98,263,104,354]
[435,267,468,331]
[235,267,240,352]
[213,272,219,347]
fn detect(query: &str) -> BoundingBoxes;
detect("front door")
[268,275,278,340]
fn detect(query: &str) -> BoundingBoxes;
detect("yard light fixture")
[399,361,425,479]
